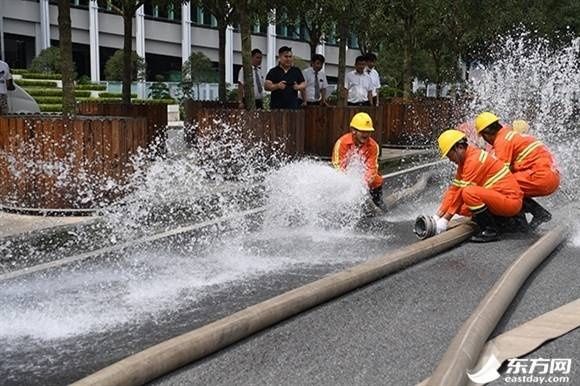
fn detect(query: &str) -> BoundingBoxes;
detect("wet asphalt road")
[152,228,579,386]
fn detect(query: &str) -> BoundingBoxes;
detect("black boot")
[471,206,499,242]
[523,198,552,230]
[369,185,388,213]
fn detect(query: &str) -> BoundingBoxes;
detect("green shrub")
[11,69,28,75]
[30,47,75,74]
[104,50,146,81]
[378,86,404,99]
[77,74,92,84]
[99,92,137,98]
[16,79,58,88]
[34,96,64,104]
[132,98,175,104]
[25,88,92,97]
[76,83,106,90]
[23,72,62,80]
[39,104,63,112]
[97,97,123,102]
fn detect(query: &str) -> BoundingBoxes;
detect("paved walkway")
[0,212,96,239]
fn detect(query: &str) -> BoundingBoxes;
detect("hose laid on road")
[425,224,569,386]
[72,222,476,386]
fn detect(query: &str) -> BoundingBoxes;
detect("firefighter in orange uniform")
[475,112,559,229]
[332,112,387,211]
[435,129,523,242]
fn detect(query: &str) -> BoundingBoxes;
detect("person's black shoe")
[471,206,500,242]
[523,198,552,230]
[513,211,530,233]
[369,185,388,213]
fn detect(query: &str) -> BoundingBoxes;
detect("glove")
[435,217,449,234]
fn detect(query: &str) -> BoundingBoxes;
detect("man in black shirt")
[265,46,306,109]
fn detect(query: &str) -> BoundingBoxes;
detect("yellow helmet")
[475,111,500,133]
[350,112,374,132]
[512,119,529,133]
[438,129,467,158]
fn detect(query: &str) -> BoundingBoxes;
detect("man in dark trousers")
[265,46,306,109]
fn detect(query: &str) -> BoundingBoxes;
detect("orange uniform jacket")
[491,126,559,197]
[332,133,383,189]
[439,145,523,217]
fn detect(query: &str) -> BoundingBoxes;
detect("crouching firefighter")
[475,112,560,229]
[434,129,524,242]
[332,112,387,212]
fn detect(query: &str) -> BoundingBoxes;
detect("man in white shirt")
[0,60,15,115]
[238,49,265,109]
[301,54,328,106]
[365,53,380,106]
[344,55,373,106]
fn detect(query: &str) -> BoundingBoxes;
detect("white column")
[225,25,234,85]
[0,0,4,60]
[39,0,51,53]
[181,1,192,64]
[266,11,277,71]
[89,0,100,82]
[136,5,146,98]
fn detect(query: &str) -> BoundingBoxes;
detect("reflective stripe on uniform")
[483,166,510,188]
[331,139,342,168]
[452,179,473,187]
[468,203,486,211]
[505,131,517,141]
[478,150,488,163]
[515,140,543,164]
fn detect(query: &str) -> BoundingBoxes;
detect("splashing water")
[466,33,580,202]
[263,159,370,230]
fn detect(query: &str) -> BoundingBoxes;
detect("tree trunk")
[337,21,348,106]
[217,23,227,103]
[402,40,412,99]
[238,1,255,110]
[58,0,76,116]
[309,31,321,59]
[122,9,134,104]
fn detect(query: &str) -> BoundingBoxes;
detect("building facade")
[0,0,362,83]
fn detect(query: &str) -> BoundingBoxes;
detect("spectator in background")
[344,55,373,106]
[365,53,380,106]
[238,49,265,109]
[0,59,15,115]
[301,54,329,106]
[265,46,306,109]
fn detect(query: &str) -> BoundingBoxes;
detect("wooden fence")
[185,105,305,155]
[77,101,168,152]
[0,115,147,210]
[184,99,454,157]
[303,106,383,157]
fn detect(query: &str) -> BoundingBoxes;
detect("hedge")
[25,89,92,97]
[11,69,28,75]
[34,96,64,104]
[15,79,58,88]
[132,98,176,104]
[99,92,138,98]
[76,83,107,90]
[39,104,63,112]
[22,72,62,80]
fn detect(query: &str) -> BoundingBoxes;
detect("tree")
[234,0,272,110]
[104,50,146,81]
[278,0,335,59]
[97,1,187,103]
[57,0,76,116]
[181,51,217,100]
[194,1,237,103]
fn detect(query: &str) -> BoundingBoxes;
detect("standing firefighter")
[435,130,524,242]
[332,112,387,212]
[475,112,559,229]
